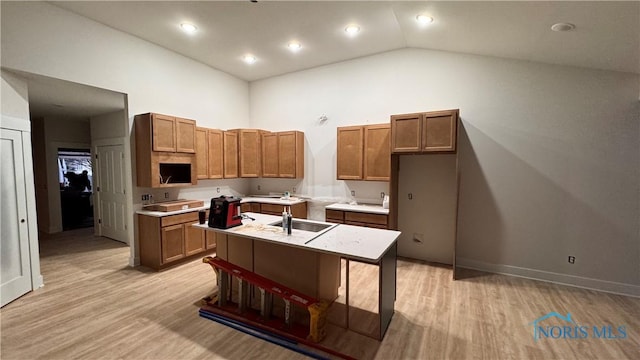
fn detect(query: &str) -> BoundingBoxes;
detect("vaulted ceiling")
[52,1,639,82]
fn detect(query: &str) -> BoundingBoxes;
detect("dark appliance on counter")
[209,196,242,229]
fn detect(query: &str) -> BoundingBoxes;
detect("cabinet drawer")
[325,209,344,222]
[344,212,388,226]
[161,212,199,227]
[345,220,388,229]
[261,203,284,214]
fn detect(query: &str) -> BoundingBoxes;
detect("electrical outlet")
[164,192,169,199]
[351,190,355,196]
[217,187,220,193]
[568,256,575,264]
[141,194,149,201]
[292,187,296,193]
[257,185,261,190]
[381,192,385,199]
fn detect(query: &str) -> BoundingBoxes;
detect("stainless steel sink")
[270,219,334,233]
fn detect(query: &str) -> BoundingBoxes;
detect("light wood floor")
[1,228,638,359]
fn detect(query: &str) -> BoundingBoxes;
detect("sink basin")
[270,219,335,233]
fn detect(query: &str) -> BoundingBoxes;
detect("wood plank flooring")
[1,228,638,359]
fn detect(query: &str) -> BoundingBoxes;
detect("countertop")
[136,196,306,217]
[193,212,400,263]
[325,203,389,215]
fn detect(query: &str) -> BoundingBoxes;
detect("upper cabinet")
[261,131,304,179]
[363,124,390,181]
[207,129,224,179]
[149,113,196,153]
[337,124,390,181]
[230,129,264,178]
[278,131,304,178]
[223,130,239,178]
[261,132,278,178]
[337,126,364,180]
[135,113,197,188]
[391,109,458,153]
[195,127,208,180]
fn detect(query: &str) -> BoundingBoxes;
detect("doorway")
[58,148,94,230]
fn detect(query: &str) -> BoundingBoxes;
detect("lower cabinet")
[139,210,215,270]
[240,201,308,219]
[325,209,388,229]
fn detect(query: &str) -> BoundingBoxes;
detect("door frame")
[1,116,44,293]
[92,138,132,246]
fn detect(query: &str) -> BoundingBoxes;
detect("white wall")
[1,2,251,264]
[90,110,127,140]
[250,48,640,294]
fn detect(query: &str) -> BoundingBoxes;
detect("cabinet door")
[422,110,458,152]
[151,113,176,152]
[207,129,224,179]
[185,224,205,256]
[195,127,208,179]
[239,129,261,177]
[175,118,196,153]
[278,131,303,178]
[391,113,422,153]
[261,133,278,178]
[223,130,238,178]
[161,224,185,264]
[337,126,364,180]
[364,124,390,181]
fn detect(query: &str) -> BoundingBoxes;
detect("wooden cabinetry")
[135,113,197,188]
[337,124,390,181]
[261,133,278,177]
[261,131,304,179]
[337,126,364,180]
[223,130,239,178]
[207,129,224,179]
[229,129,263,178]
[325,209,388,229]
[195,127,208,179]
[391,109,458,153]
[364,124,390,181]
[138,210,214,270]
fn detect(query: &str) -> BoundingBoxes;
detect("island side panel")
[379,242,397,339]
[317,253,340,301]
[253,241,319,298]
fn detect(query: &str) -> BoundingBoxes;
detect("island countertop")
[193,212,400,263]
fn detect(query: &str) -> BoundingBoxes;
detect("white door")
[1,128,32,307]
[95,144,128,243]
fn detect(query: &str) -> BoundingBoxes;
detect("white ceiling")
[52,1,640,82]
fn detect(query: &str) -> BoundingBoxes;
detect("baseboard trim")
[456,257,640,298]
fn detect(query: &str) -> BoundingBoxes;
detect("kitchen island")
[193,212,400,340]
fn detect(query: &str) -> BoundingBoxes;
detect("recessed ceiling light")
[243,54,257,64]
[551,22,575,32]
[180,23,197,34]
[288,42,302,52]
[345,25,360,36]
[416,15,433,24]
